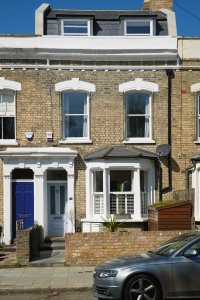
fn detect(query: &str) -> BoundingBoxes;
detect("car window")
[151,235,195,256]
[188,241,200,254]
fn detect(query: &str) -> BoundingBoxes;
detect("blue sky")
[0,0,199,36]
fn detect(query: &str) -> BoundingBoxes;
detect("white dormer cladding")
[0,36,178,62]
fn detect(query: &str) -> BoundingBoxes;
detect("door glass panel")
[60,186,65,215]
[50,186,56,214]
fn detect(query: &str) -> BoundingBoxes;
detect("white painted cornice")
[0,77,21,91]
[191,83,200,93]
[119,78,159,93]
[0,36,178,62]
[0,147,78,158]
[55,78,96,92]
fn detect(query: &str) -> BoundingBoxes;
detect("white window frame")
[119,78,158,144]
[0,90,17,145]
[0,77,20,145]
[61,19,91,36]
[62,91,90,143]
[92,169,104,217]
[190,83,200,143]
[125,91,153,143]
[55,78,95,144]
[125,19,153,36]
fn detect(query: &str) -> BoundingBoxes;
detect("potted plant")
[101,215,122,232]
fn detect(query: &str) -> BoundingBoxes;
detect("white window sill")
[81,217,148,223]
[123,138,156,144]
[0,140,18,146]
[195,141,200,144]
[59,139,92,144]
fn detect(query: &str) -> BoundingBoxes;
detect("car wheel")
[123,274,162,300]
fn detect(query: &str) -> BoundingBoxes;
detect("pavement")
[0,266,95,295]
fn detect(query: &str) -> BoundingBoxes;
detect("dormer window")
[125,20,153,36]
[61,19,90,36]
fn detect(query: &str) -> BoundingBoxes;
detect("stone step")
[0,245,16,253]
[40,237,65,251]
[40,242,65,251]
[30,249,65,267]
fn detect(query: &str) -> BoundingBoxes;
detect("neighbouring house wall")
[65,230,188,266]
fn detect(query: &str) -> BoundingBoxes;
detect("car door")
[172,239,200,298]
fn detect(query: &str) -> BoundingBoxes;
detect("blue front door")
[12,182,34,239]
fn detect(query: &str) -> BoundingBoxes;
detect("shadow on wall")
[160,156,180,173]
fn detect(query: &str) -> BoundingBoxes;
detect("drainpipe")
[162,70,173,194]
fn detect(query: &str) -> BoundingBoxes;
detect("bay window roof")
[84,145,158,161]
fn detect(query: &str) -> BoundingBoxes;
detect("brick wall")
[65,231,187,266]
[0,69,170,225]
[16,229,30,265]
[0,64,199,228]
[16,226,41,265]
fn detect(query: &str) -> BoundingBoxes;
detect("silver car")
[93,231,200,300]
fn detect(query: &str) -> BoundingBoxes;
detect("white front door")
[48,183,67,236]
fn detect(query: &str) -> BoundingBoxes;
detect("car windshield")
[151,235,196,256]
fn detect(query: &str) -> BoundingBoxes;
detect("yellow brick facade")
[0,59,199,229]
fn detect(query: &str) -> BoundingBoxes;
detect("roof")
[84,145,158,161]
[46,10,165,20]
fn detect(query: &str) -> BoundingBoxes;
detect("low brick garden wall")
[65,230,188,266]
[16,226,41,265]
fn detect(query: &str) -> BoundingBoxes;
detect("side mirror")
[183,249,198,257]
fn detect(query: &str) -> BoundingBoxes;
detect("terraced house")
[1,0,198,245]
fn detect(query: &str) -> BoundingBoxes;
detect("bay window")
[83,145,156,232]
[91,168,149,219]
